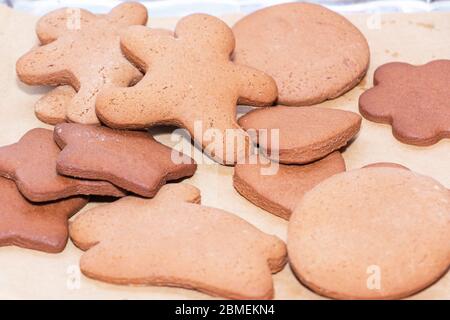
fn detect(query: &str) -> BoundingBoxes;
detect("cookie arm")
[36,8,95,44]
[235,65,278,107]
[120,26,173,72]
[16,42,70,86]
[95,83,173,129]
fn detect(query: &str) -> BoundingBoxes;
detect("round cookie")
[362,162,410,170]
[233,2,370,105]
[288,168,450,300]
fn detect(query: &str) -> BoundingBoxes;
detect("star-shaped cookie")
[16,2,148,124]
[0,177,87,253]
[0,128,126,202]
[70,184,287,299]
[96,14,278,164]
[54,123,197,197]
[359,60,450,146]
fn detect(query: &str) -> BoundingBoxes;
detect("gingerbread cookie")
[233,2,370,105]
[0,128,126,202]
[70,183,287,299]
[54,123,197,197]
[16,2,148,124]
[363,162,410,170]
[0,177,87,253]
[359,60,450,146]
[234,152,345,220]
[35,86,76,125]
[238,106,361,164]
[288,168,450,299]
[96,14,278,164]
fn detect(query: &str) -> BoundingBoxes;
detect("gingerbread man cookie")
[16,2,148,124]
[359,60,450,146]
[54,123,197,197]
[0,177,87,253]
[96,14,278,164]
[70,184,287,299]
[0,128,126,202]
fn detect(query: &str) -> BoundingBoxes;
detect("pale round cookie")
[288,168,450,299]
[233,3,370,105]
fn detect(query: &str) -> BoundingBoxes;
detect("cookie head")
[359,60,450,146]
[175,14,235,57]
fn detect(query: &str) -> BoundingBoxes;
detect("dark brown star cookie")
[0,177,87,253]
[0,128,126,202]
[54,123,197,197]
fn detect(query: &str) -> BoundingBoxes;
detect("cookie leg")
[184,107,252,165]
[35,86,76,125]
[235,65,278,106]
[65,84,101,125]
[95,86,173,129]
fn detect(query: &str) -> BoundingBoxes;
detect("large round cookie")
[288,168,450,299]
[233,3,370,105]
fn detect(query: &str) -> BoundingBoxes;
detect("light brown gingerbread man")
[16,2,148,125]
[96,14,278,164]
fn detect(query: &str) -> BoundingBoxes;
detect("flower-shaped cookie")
[359,60,450,146]
[70,184,287,299]
[16,2,148,124]
[96,14,278,164]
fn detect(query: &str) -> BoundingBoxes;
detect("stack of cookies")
[0,1,448,300]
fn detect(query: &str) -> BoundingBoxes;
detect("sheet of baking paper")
[0,5,448,299]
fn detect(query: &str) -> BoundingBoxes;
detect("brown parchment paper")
[0,5,448,300]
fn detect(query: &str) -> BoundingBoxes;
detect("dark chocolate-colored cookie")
[54,123,197,197]
[0,128,126,202]
[0,177,87,253]
[359,60,450,146]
